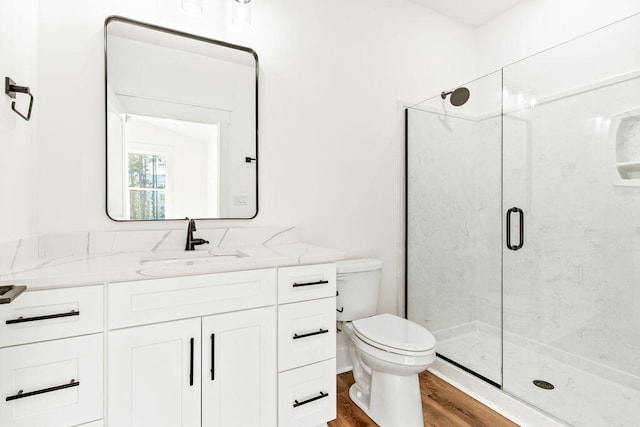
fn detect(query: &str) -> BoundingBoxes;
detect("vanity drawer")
[0,285,103,348]
[277,263,336,304]
[0,334,103,427]
[108,268,277,329]
[278,298,336,371]
[278,358,336,427]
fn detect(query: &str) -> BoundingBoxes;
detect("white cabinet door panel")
[278,359,336,427]
[108,319,200,427]
[108,269,276,329]
[277,264,336,304]
[0,334,103,427]
[278,298,336,371]
[202,306,277,427]
[0,285,103,347]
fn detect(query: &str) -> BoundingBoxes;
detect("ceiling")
[411,0,525,27]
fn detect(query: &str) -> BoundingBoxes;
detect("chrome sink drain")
[533,379,555,390]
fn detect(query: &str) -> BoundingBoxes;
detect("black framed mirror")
[105,16,258,221]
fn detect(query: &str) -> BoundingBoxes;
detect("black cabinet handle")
[292,280,329,288]
[0,285,27,304]
[506,207,524,251]
[189,338,194,387]
[210,334,215,381]
[6,310,79,325]
[6,379,79,402]
[293,391,329,408]
[293,329,329,340]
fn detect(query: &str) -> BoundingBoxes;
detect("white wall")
[476,0,640,76]
[0,0,38,242]
[27,0,478,315]
[252,0,478,314]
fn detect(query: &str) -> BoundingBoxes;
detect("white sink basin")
[209,248,249,258]
[137,249,251,277]
[140,249,249,266]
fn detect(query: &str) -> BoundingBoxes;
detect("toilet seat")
[352,313,436,357]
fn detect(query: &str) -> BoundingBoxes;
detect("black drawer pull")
[210,333,215,381]
[6,379,79,402]
[292,280,329,288]
[189,337,194,386]
[6,310,79,325]
[293,391,329,408]
[293,329,329,340]
[0,285,27,304]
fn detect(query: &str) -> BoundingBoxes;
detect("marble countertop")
[0,243,345,290]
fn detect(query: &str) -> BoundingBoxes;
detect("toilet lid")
[352,313,436,354]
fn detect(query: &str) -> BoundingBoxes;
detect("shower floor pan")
[437,328,640,427]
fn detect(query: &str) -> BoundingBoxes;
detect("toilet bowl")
[343,314,436,427]
[336,259,437,427]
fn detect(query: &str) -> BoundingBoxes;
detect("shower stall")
[406,14,640,427]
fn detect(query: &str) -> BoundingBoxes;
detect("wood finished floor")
[328,371,518,427]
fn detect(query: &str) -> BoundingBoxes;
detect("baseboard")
[336,345,352,374]
[429,358,568,427]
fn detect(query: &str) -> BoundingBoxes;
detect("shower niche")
[614,108,640,185]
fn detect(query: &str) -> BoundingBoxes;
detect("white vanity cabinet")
[1,259,339,427]
[107,269,278,427]
[276,264,337,427]
[0,286,104,427]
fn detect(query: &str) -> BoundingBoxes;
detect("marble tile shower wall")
[0,226,300,277]
[407,108,502,333]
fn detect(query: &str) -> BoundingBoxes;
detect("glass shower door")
[406,71,503,386]
[502,15,640,426]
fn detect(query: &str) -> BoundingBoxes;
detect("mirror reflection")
[105,16,258,221]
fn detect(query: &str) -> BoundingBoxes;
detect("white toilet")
[336,259,436,427]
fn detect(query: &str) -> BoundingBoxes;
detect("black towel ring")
[5,77,34,121]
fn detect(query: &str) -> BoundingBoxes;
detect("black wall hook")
[5,77,34,121]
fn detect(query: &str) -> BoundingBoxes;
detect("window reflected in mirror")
[128,151,167,220]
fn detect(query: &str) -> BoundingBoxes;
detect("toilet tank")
[336,258,383,321]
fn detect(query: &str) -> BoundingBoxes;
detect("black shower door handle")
[506,207,524,251]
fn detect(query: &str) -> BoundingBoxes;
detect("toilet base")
[349,371,424,427]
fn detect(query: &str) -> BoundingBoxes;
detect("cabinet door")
[0,334,103,427]
[108,318,200,427]
[202,306,277,427]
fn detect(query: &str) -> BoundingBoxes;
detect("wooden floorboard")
[328,371,518,427]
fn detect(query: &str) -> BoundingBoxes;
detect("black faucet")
[185,218,210,251]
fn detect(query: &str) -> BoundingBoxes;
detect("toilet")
[336,259,436,427]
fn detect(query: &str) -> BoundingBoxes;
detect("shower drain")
[533,379,555,390]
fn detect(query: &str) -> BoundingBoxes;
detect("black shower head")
[441,87,470,106]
